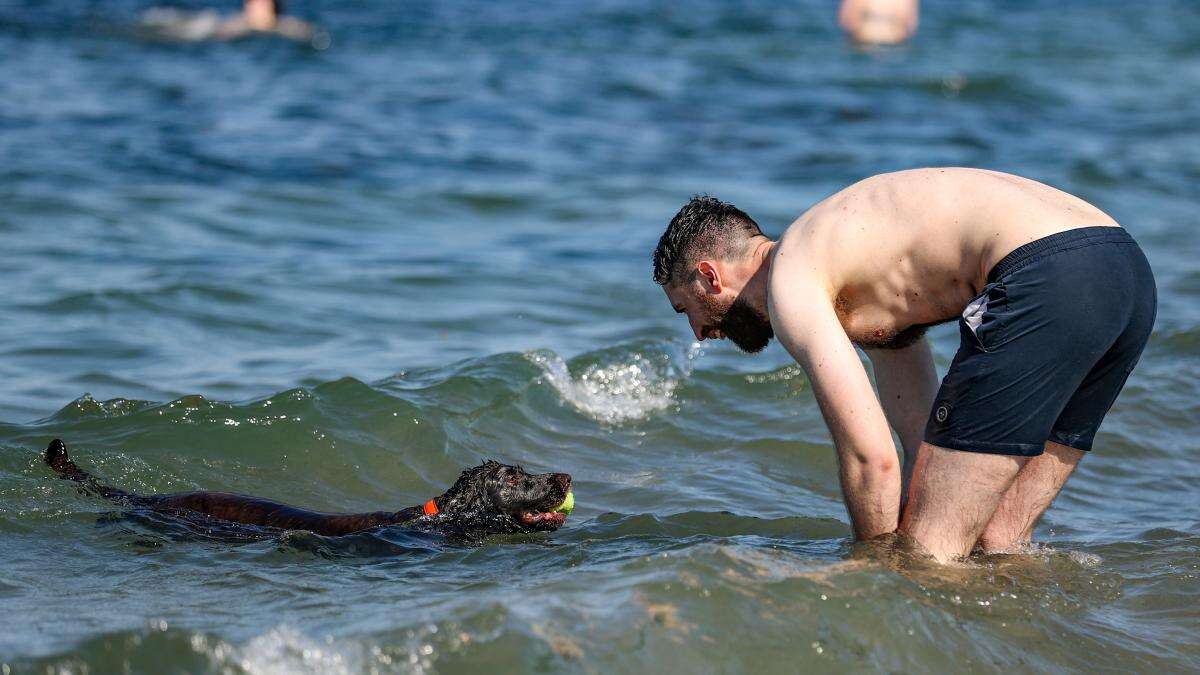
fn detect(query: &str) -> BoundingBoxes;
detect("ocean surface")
[1,0,1198,672]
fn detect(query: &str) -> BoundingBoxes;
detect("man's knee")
[976,520,1028,554]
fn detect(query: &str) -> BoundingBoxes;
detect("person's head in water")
[653,196,775,353]
[244,0,284,30]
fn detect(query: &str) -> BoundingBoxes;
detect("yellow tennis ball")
[552,491,574,515]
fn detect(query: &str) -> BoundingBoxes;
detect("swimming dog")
[43,439,571,538]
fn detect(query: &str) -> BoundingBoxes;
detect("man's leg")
[898,442,1027,562]
[976,441,1083,552]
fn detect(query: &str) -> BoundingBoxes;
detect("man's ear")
[696,261,723,294]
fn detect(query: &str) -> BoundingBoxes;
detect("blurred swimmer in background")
[140,0,320,43]
[839,0,919,45]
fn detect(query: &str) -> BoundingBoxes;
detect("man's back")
[774,167,1121,343]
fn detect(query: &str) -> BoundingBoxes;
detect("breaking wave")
[526,342,703,424]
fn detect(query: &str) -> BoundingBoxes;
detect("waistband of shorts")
[987,226,1134,284]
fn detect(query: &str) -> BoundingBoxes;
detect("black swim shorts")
[924,226,1156,456]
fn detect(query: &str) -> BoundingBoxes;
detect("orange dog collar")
[423,499,439,516]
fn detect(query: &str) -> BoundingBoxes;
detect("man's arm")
[769,279,901,540]
[865,338,939,509]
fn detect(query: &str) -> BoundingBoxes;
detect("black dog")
[44,439,572,538]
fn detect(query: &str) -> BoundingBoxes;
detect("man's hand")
[769,276,901,540]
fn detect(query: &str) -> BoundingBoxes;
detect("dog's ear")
[439,462,496,513]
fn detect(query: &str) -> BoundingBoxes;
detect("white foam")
[204,625,440,675]
[527,343,702,424]
[232,627,361,675]
[1066,550,1103,567]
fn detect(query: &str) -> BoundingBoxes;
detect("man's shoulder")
[771,204,852,291]
[767,242,837,326]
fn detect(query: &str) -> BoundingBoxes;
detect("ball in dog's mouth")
[551,491,573,515]
[519,492,574,527]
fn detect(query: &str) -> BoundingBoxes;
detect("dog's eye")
[507,477,520,486]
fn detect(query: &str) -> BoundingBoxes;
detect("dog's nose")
[554,473,571,491]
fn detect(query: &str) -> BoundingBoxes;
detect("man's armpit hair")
[653,195,763,286]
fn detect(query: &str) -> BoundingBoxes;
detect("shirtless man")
[652,168,1156,562]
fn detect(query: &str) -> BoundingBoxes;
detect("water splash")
[226,627,362,675]
[526,342,702,424]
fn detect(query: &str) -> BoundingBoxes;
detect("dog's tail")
[44,439,138,502]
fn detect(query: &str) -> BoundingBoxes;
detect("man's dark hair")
[652,196,763,286]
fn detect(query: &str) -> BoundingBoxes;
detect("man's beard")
[703,293,774,354]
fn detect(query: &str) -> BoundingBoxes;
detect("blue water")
[1,1,1198,671]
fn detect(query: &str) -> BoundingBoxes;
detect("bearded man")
[653,168,1156,562]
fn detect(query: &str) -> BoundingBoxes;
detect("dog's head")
[431,460,572,535]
